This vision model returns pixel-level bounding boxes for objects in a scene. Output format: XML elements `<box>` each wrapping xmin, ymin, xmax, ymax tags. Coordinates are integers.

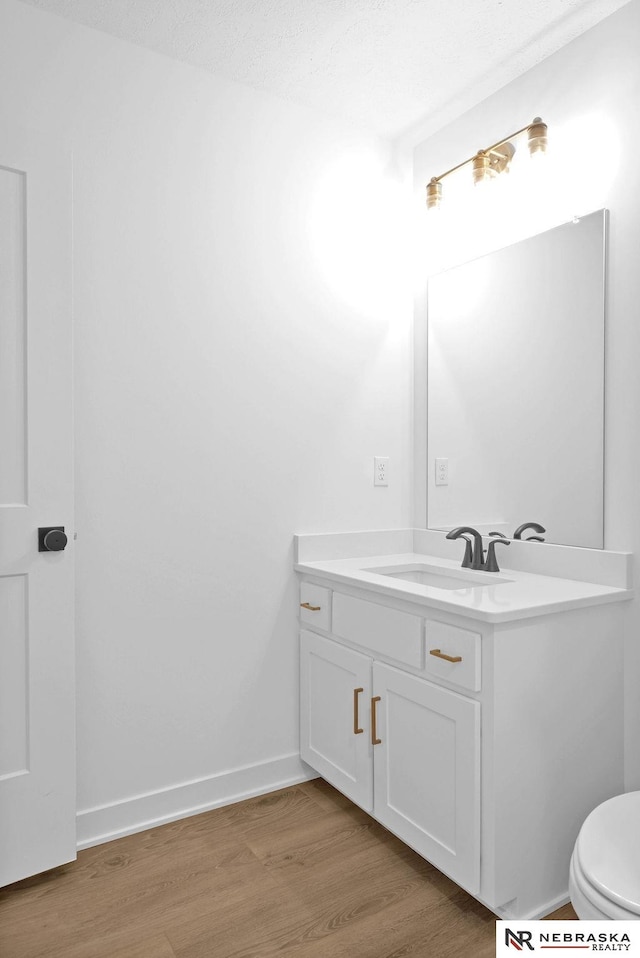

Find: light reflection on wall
<box><xmin>309</xmin><ymin>150</ymin><xmax>411</xmax><ymax>321</ymax></box>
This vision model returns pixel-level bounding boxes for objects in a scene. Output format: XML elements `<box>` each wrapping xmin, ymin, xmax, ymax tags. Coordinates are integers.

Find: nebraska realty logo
<box><xmin>496</xmin><ymin>921</ymin><xmax>639</xmax><ymax>955</ymax></box>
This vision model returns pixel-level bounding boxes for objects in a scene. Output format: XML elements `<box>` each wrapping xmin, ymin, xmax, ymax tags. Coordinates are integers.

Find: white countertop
<box><xmin>295</xmin><ymin>551</ymin><xmax>633</xmax><ymax>624</ymax></box>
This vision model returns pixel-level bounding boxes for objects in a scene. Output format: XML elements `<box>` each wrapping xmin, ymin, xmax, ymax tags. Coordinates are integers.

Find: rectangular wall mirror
<box><xmin>427</xmin><ymin>209</ymin><xmax>606</xmax><ymax>549</ymax></box>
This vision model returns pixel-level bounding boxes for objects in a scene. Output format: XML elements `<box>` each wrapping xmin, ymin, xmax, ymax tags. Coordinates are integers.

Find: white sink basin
<box><xmin>367</xmin><ymin>563</ymin><xmax>512</xmax><ymax>590</ymax></box>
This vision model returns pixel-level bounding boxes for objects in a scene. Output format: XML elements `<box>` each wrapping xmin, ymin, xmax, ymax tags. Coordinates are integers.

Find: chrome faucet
<box><xmin>446</xmin><ymin>526</ymin><xmax>485</xmax><ymax>570</ymax></box>
<box><xmin>446</xmin><ymin>525</ymin><xmax>510</xmax><ymax>573</ymax></box>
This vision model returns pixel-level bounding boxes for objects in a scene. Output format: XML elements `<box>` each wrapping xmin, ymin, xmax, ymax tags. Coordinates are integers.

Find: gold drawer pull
<box><xmin>371</xmin><ymin>696</ymin><xmax>382</xmax><ymax>745</ymax></box>
<box><xmin>430</xmin><ymin>648</ymin><xmax>462</xmax><ymax>663</ymax></box>
<box><xmin>353</xmin><ymin>688</ymin><xmax>364</xmax><ymax>735</ymax></box>
<box><xmin>300</xmin><ymin>602</ymin><xmax>321</xmax><ymax>611</ymax></box>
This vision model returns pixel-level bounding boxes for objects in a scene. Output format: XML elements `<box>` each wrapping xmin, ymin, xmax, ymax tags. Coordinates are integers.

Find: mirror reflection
<box><xmin>427</xmin><ymin>209</ymin><xmax>606</xmax><ymax>549</ymax></box>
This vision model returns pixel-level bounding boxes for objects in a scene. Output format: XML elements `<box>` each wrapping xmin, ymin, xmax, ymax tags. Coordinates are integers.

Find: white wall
<box><xmin>0</xmin><ymin>0</ymin><xmax>412</xmax><ymax>842</ymax></box>
<box><xmin>412</xmin><ymin>0</ymin><xmax>640</xmax><ymax>788</ymax></box>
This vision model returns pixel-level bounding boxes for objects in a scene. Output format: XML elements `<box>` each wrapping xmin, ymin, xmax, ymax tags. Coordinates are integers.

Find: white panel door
<box><xmin>300</xmin><ymin>631</ymin><xmax>373</xmax><ymax>811</ymax></box>
<box><xmin>372</xmin><ymin>663</ymin><xmax>480</xmax><ymax>894</ymax></box>
<box><xmin>0</xmin><ymin>130</ymin><xmax>75</xmax><ymax>886</ymax></box>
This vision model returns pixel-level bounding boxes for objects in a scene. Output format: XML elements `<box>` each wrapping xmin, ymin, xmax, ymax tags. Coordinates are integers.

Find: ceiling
<box><xmin>18</xmin><ymin>0</ymin><xmax>631</xmax><ymax>141</ymax></box>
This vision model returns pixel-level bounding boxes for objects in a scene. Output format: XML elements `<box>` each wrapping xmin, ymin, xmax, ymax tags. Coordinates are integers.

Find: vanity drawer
<box><xmin>299</xmin><ymin>583</ymin><xmax>331</xmax><ymax>631</ymax></box>
<box><xmin>425</xmin><ymin>620</ymin><xmax>481</xmax><ymax>692</ymax></box>
<box><xmin>332</xmin><ymin>593</ymin><xmax>423</xmax><ymax>668</ymax></box>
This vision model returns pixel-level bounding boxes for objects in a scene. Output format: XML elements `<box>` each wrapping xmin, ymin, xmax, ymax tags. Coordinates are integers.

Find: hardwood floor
<box><xmin>0</xmin><ymin>780</ymin><xmax>576</xmax><ymax>958</ymax></box>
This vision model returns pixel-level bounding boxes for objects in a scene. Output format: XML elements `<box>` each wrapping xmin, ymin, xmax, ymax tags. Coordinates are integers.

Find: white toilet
<box><xmin>570</xmin><ymin>792</ymin><xmax>640</xmax><ymax>919</ymax></box>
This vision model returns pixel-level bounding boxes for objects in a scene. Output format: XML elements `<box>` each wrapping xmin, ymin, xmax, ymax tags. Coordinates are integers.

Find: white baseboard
<box><xmin>528</xmin><ymin>893</ymin><xmax>571</xmax><ymax>920</ymax></box>
<box><xmin>76</xmin><ymin>753</ymin><xmax>317</xmax><ymax>851</ymax></box>
<box><xmin>492</xmin><ymin>892</ymin><xmax>572</xmax><ymax>921</ymax></box>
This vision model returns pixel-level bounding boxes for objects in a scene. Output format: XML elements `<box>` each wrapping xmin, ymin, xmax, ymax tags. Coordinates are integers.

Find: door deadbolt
<box><xmin>38</xmin><ymin>527</ymin><xmax>68</xmax><ymax>552</ymax></box>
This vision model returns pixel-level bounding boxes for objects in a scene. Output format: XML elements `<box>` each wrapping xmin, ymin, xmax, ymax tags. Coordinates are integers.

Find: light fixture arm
<box><xmin>480</xmin><ymin>122</ymin><xmax>534</xmax><ymax>161</ymax></box>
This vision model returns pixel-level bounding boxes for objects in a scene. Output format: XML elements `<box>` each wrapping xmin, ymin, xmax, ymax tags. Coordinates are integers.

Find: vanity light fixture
<box><xmin>426</xmin><ymin>117</ymin><xmax>548</xmax><ymax>210</ymax></box>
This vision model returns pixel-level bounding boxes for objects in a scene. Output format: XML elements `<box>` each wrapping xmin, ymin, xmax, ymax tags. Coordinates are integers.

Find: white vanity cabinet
<box><xmin>300</xmin><ymin>612</ymin><xmax>482</xmax><ymax>895</ymax></box>
<box><xmin>298</xmin><ymin>577</ymin><xmax>626</xmax><ymax>919</ymax></box>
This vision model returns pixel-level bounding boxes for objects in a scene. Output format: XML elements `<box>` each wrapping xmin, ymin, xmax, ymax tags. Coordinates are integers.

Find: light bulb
<box><xmin>528</xmin><ymin>117</ymin><xmax>548</xmax><ymax>157</ymax></box>
<box><xmin>472</xmin><ymin>152</ymin><xmax>495</xmax><ymax>186</ymax></box>
<box><xmin>426</xmin><ymin>178</ymin><xmax>442</xmax><ymax>211</ymax></box>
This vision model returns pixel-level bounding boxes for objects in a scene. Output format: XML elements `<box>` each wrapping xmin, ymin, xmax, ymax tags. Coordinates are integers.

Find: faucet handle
<box><xmin>489</xmin><ymin>531</ymin><xmax>508</xmax><ymax>538</ymax></box>
<box><xmin>485</xmin><ymin>537</ymin><xmax>510</xmax><ymax>573</ymax></box>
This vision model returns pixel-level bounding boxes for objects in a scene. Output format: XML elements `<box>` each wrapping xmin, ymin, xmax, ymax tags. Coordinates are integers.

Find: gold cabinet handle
<box><xmin>300</xmin><ymin>602</ymin><xmax>321</xmax><ymax>611</ymax></box>
<box><xmin>429</xmin><ymin>648</ymin><xmax>462</xmax><ymax>663</ymax></box>
<box><xmin>371</xmin><ymin>696</ymin><xmax>382</xmax><ymax>745</ymax></box>
<box><xmin>353</xmin><ymin>688</ymin><xmax>364</xmax><ymax>734</ymax></box>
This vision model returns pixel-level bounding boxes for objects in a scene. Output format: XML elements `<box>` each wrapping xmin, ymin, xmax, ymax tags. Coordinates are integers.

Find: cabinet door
<box><xmin>372</xmin><ymin>662</ymin><xmax>480</xmax><ymax>894</ymax></box>
<box><xmin>300</xmin><ymin>630</ymin><xmax>373</xmax><ymax>811</ymax></box>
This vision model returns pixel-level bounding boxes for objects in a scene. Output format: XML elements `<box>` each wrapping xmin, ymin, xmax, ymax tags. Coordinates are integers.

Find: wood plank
<box><xmin>51</xmin><ymin>933</ymin><xmax>178</xmax><ymax>958</ymax></box>
<box><xmin>167</xmin><ymin>877</ymin><xmax>318</xmax><ymax>958</ymax></box>
<box><xmin>347</xmin><ymin>891</ymin><xmax>497</xmax><ymax>958</ymax></box>
<box><xmin>297</xmin><ymin>776</ymin><xmax>355</xmax><ymax>811</ymax></box>
<box><xmin>108</xmin><ymin>935</ymin><xmax>176</xmax><ymax>958</ymax></box>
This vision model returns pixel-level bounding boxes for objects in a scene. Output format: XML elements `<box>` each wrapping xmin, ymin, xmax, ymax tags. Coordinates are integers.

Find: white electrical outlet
<box><xmin>374</xmin><ymin>457</ymin><xmax>389</xmax><ymax>487</ymax></box>
<box><xmin>435</xmin><ymin>458</ymin><xmax>449</xmax><ymax>486</ymax></box>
